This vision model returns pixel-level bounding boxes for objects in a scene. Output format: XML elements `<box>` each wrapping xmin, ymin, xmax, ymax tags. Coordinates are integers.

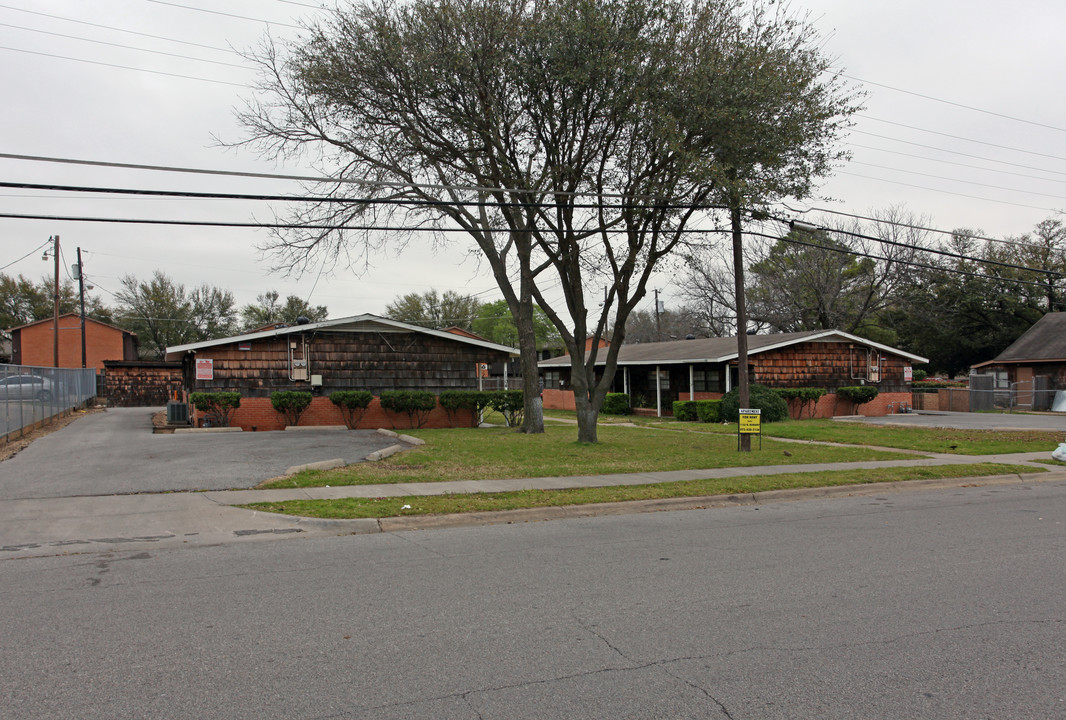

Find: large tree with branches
<box><xmin>238</xmin><ymin>0</ymin><xmax>855</xmax><ymax>442</ymax></box>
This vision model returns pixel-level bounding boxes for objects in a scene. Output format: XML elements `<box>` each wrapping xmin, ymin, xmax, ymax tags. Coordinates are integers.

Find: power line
<box><xmin>846</xmin><ymin>142</ymin><xmax>1066</xmax><ymax>186</ymax></box>
<box><xmin>860</xmin><ymin>115</ymin><xmax>1066</xmax><ymax>163</ymax></box>
<box><xmin>0</xmin><ymin>21</ymin><xmax>252</xmax><ymax>69</ymax></box>
<box><xmin>0</xmin><ymin>3</ymin><xmax>236</xmax><ymax>53</ymax></box>
<box><xmin>836</xmin><ymin>170</ymin><xmax>1058</xmax><ymax>214</ymax></box>
<box><xmin>144</xmin><ymin>0</ymin><xmax>303</xmax><ymax>29</ymax></box>
<box><xmin>844</xmin><ymin>74</ymin><xmax>1066</xmax><ymax>133</ymax></box>
<box><xmin>850</xmin><ymin>130</ymin><xmax>1066</xmax><ymax>177</ymax></box>
<box><xmin>0</xmin><ymin>45</ymin><xmax>247</xmax><ymax>87</ymax></box>
<box><xmin>0</xmin><ymin>238</ymin><xmax>52</xmax><ymax>272</ymax></box>
<box><xmin>849</xmin><ymin>161</ymin><xmax>1066</xmax><ymax>202</ymax></box>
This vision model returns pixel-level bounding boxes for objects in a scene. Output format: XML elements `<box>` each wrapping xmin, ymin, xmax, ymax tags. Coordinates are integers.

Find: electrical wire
<box><xmin>846</xmin><ymin>142</ymin><xmax>1066</xmax><ymax>185</ymax></box>
<box><xmin>0</xmin><ymin>21</ymin><xmax>252</xmax><ymax>69</ymax></box>
<box><xmin>836</xmin><ymin>170</ymin><xmax>1057</xmax><ymax>214</ymax></box>
<box><xmin>0</xmin><ymin>238</ymin><xmax>52</xmax><ymax>272</ymax></box>
<box><xmin>0</xmin><ymin>45</ymin><xmax>247</xmax><ymax>87</ymax></box>
<box><xmin>859</xmin><ymin>115</ymin><xmax>1066</xmax><ymax>163</ymax></box>
<box><xmin>144</xmin><ymin>0</ymin><xmax>302</xmax><ymax>29</ymax></box>
<box><xmin>848</xmin><ymin>161</ymin><xmax>1066</xmax><ymax>202</ymax></box>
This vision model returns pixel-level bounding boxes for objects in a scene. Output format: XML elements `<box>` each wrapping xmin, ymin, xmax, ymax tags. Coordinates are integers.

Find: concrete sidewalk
<box><xmin>3</xmin><ymin>449</ymin><xmax>1063</xmax><ymax>560</ymax></box>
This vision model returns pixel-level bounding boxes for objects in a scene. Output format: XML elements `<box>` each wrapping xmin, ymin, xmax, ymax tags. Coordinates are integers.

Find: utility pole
<box><xmin>75</xmin><ymin>247</ymin><xmax>87</xmax><ymax>368</ymax></box>
<box><xmin>50</xmin><ymin>235</ymin><xmax>60</xmax><ymax>368</ymax></box>
<box><xmin>654</xmin><ymin>289</ymin><xmax>662</xmax><ymax>342</ymax></box>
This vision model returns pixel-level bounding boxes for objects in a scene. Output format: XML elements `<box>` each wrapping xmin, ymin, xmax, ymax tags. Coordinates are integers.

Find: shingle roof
<box><xmin>989</xmin><ymin>312</ymin><xmax>1066</xmax><ymax>363</ymax></box>
<box><xmin>539</xmin><ymin>329</ymin><xmax>927</xmax><ymax>367</ymax></box>
<box><xmin>165</xmin><ymin>314</ymin><xmax>519</xmax><ymax>357</ymax></box>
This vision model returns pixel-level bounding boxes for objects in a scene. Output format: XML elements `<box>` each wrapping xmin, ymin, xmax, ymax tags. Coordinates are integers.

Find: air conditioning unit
<box><xmin>166</xmin><ymin>401</ymin><xmax>190</xmax><ymax>425</ymax></box>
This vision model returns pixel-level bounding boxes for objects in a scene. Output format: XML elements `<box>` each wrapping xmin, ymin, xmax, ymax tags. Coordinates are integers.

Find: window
<box><xmin>692</xmin><ymin>369</ymin><xmax>720</xmax><ymax>392</ymax></box>
<box><xmin>543</xmin><ymin>371</ymin><xmax>562</xmax><ymax>389</ymax></box>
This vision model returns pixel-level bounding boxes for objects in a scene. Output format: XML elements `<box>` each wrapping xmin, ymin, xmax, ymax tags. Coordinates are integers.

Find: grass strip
<box><xmin>600</xmin><ymin>415</ymin><xmax>1064</xmax><ymax>455</ymax></box>
<box><xmin>259</xmin><ymin>424</ymin><xmax>907</xmax><ymax>489</ymax></box>
<box><xmin>242</xmin><ymin>462</ymin><xmax>1036</xmax><ymax>519</ymax></box>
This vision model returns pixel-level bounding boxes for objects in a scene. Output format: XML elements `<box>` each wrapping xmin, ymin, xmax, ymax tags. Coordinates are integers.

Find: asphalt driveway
<box><xmin>0</xmin><ymin>407</ymin><xmax>400</xmax><ymax>500</ymax></box>
<box><xmin>845</xmin><ymin>410</ymin><xmax>1066</xmax><ymax>431</ymax></box>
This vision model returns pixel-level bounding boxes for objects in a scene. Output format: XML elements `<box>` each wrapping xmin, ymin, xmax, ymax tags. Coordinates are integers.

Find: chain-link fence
<box><xmin>0</xmin><ymin>364</ymin><xmax>98</xmax><ymax>440</ymax></box>
<box><xmin>912</xmin><ymin>375</ymin><xmax>1062</xmax><ymax>413</ymax></box>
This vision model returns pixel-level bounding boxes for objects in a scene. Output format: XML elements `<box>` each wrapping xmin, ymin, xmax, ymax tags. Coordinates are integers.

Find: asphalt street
<box><xmin>851</xmin><ymin>409</ymin><xmax>1066</xmax><ymax>431</ymax></box>
<box><xmin>0</xmin><ymin>407</ymin><xmax>399</xmax><ymax>499</ymax></box>
<box><xmin>1</xmin><ymin>478</ymin><xmax>1063</xmax><ymax>719</ymax></box>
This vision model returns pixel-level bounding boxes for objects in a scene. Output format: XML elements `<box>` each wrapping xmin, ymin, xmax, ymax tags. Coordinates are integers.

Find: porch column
<box><xmin>624</xmin><ymin>367</ymin><xmax>630</xmax><ymax>395</ymax></box>
<box><xmin>504</xmin><ymin>361</ymin><xmax>509</xmax><ymax>390</ymax></box>
<box><xmin>689</xmin><ymin>364</ymin><xmax>695</xmax><ymax>401</ymax></box>
<box><xmin>655</xmin><ymin>364</ymin><xmax>662</xmax><ymax>417</ymax></box>
<box><xmin>725</xmin><ymin>364</ymin><xmax>732</xmax><ymax>393</ymax></box>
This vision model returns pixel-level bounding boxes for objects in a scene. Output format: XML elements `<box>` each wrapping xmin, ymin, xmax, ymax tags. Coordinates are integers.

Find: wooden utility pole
<box><xmin>729</xmin><ymin>207</ymin><xmax>751</xmax><ymax>452</ymax></box>
<box><xmin>77</xmin><ymin>247</ymin><xmax>87</xmax><ymax>368</ymax></box>
<box><xmin>51</xmin><ymin>235</ymin><xmax>60</xmax><ymax>368</ymax></box>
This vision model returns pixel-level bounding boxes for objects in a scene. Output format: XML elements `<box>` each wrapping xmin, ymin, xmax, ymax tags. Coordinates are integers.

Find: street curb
<box><xmin>243</xmin><ymin>470</ymin><xmax>1063</xmax><ymax>535</ymax></box>
<box><xmin>284</xmin><ymin>458</ymin><xmax>346</xmax><ymax>475</ymax></box>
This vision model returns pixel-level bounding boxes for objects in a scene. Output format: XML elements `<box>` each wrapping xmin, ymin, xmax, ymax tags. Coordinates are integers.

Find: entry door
<box><xmin>1016</xmin><ymin>366</ymin><xmax>1034</xmax><ymax>407</ymax></box>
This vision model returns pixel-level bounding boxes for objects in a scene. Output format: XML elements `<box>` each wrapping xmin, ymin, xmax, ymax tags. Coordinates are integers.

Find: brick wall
<box><xmin>206</xmin><ymin>396</ymin><xmax>475</xmax><ymax>431</ymax></box>
<box><xmin>14</xmin><ymin>315</ymin><xmax>134</xmax><ymax>370</ymax></box>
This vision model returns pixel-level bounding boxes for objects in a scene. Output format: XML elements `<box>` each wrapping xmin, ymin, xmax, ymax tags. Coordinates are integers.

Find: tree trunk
<box><xmin>572</xmin><ymin>375</ymin><xmax>599</xmax><ymax>444</ymax></box>
<box><xmin>731</xmin><ymin>204</ymin><xmax>751</xmax><ymax>452</ymax></box>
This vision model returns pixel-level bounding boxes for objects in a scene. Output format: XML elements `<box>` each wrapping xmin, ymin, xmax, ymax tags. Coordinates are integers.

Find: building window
<box><xmin>543</xmin><ymin>371</ymin><xmax>562</xmax><ymax>389</ymax></box>
<box><xmin>692</xmin><ymin>369</ymin><xmax>720</xmax><ymax>392</ymax></box>
<box><xmin>653</xmin><ymin>369</ymin><xmax>669</xmax><ymax>390</ymax></box>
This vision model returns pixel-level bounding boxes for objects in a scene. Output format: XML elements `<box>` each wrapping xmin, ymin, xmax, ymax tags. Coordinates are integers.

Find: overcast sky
<box><xmin>2</xmin><ymin>0</ymin><xmax>1064</xmax><ymax>324</ymax></box>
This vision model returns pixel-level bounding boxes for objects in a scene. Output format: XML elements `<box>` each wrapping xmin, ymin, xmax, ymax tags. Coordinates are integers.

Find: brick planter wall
<box><xmin>201</xmin><ymin>396</ymin><xmax>475</xmax><ymax>431</ymax></box>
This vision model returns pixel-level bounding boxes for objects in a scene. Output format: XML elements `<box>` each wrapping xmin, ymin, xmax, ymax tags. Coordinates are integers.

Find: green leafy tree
<box><xmin>238</xmin><ymin>0</ymin><xmax>856</xmax><ymax>443</ymax></box>
<box><xmin>114</xmin><ymin>271</ymin><xmax>237</xmax><ymax>359</ymax></box>
<box><xmin>472</xmin><ymin>300</ymin><xmax>559</xmax><ymax>349</ymax></box>
<box><xmin>240</xmin><ymin>290</ymin><xmax>328</xmax><ymax>331</ymax></box>
<box><xmin>384</xmin><ymin>289</ymin><xmax>482</xmax><ymax>331</ymax></box>
<box><xmin>0</xmin><ymin>273</ymin><xmax>111</xmax><ymax>331</ymax></box>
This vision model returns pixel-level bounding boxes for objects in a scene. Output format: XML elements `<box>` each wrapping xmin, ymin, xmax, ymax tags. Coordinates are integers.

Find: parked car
<box><xmin>0</xmin><ymin>375</ymin><xmax>54</xmax><ymax>402</ymax></box>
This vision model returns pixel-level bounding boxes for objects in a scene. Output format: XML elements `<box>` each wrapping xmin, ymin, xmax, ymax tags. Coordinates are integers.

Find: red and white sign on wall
<box><xmin>195</xmin><ymin>358</ymin><xmax>214</xmax><ymax>380</ymax></box>
<box><xmin>904</xmin><ymin>366</ymin><xmax>913</xmax><ymax>382</ymax></box>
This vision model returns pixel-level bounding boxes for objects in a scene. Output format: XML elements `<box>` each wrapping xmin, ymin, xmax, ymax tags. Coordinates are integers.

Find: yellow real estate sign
<box><xmin>738</xmin><ymin>408</ymin><xmax>761</xmax><ymax>434</ymax></box>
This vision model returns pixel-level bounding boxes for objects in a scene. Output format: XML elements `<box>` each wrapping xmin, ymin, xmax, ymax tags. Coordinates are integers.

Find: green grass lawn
<box><xmin>259</xmin><ymin>423</ymin><xmax>909</xmax><ymax>489</ymax></box>
<box><xmin>586</xmin><ymin>413</ymin><xmax>1063</xmax><ymax>455</ymax></box>
<box><xmin>244</xmin><ymin>463</ymin><xmax>1037</xmax><ymax>519</ymax></box>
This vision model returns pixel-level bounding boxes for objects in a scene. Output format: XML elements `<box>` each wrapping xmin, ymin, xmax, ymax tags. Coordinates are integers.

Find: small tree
<box><xmin>836</xmin><ymin>386</ymin><xmax>879</xmax><ymax>415</ymax></box>
<box><xmin>487</xmin><ymin>390</ymin><xmax>525</xmax><ymax>428</ymax></box>
<box><xmin>719</xmin><ymin>384</ymin><xmax>789</xmax><ymax>424</ymax></box>
<box><xmin>329</xmin><ymin>390</ymin><xmax>373</xmax><ymax>429</ymax></box>
<box><xmin>189</xmin><ymin>391</ymin><xmax>241</xmax><ymax>427</ymax></box>
<box><xmin>271</xmin><ymin>390</ymin><xmax>313</xmax><ymax>426</ymax></box>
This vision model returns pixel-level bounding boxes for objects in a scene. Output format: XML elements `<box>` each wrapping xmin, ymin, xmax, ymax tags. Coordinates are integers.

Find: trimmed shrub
<box><xmin>271</xmin><ymin>390</ymin><xmax>313</xmax><ymax>426</ymax></box>
<box><xmin>602</xmin><ymin>393</ymin><xmax>632</xmax><ymax>416</ymax></box>
<box><xmin>773</xmin><ymin>387</ymin><xmax>827</xmax><ymax>419</ymax></box>
<box><xmin>912</xmin><ymin>368</ymin><xmax>927</xmax><ymax>382</ymax></box>
<box><xmin>487</xmin><ymin>389</ymin><xmax>524</xmax><ymax>427</ymax></box>
<box><xmin>836</xmin><ymin>385</ymin><xmax>879</xmax><ymax>413</ymax></box>
<box><xmin>718</xmin><ymin>384</ymin><xmax>789</xmax><ymax>423</ymax></box>
<box><xmin>696</xmin><ymin>399</ymin><xmax>722</xmax><ymax>423</ymax></box>
<box><xmin>379</xmin><ymin>390</ymin><xmax>437</xmax><ymax>429</ymax></box>
<box><xmin>439</xmin><ymin>390</ymin><xmax>494</xmax><ymax>427</ymax></box>
<box><xmin>329</xmin><ymin>390</ymin><xmax>373</xmax><ymax>429</ymax></box>
<box><xmin>672</xmin><ymin>400</ymin><xmax>699</xmax><ymax>422</ymax></box>
<box><xmin>189</xmin><ymin>391</ymin><xmax>240</xmax><ymax>427</ymax></box>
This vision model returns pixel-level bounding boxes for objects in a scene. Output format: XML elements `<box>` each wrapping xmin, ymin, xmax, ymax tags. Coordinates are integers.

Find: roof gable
<box><xmin>990</xmin><ymin>312</ymin><xmax>1066</xmax><ymax>362</ymax></box>
<box><xmin>7</xmin><ymin>312</ymin><xmax>135</xmax><ymax>337</ymax></box>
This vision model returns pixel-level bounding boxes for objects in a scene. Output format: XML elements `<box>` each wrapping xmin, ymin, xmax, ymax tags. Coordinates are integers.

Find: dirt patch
<box><xmin>151</xmin><ymin>410</ymin><xmax>176</xmax><ymax>433</ymax></box>
<box><xmin>0</xmin><ymin>405</ymin><xmax>107</xmax><ymax>462</ymax></box>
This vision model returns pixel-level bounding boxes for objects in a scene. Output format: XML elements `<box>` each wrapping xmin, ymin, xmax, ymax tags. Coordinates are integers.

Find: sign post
<box><xmin>738</xmin><ymin>408</ymin><xmax>762</xmax><ymax>451</ymax></box>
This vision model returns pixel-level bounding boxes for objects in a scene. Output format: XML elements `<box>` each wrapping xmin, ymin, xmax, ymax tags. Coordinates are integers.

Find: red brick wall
<box><xmin>14</xmin><ymin>315</ymin><xmax>131</xmax><ymax>370</ymax></box>
<box><xmin>206</xmin><ymin>396</ymin><xmax>475</xmax><ymax>431</ymax></box>
<box><xmin>542</xmin><ymin>388</ymin><xmax>576</xmax><ymax>411</ymax></box>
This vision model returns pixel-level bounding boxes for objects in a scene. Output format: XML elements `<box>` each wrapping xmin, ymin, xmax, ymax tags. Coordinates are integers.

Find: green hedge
<box><xmin>696</xmin><ymin>399</ymin><xmax>722</xmax><ymax>423</ymax></box>
<box><xmin>271</xmin><ymin>390</ymin><xmax>313</xmax><ymax>426</ymax></box>
<box><xmin>379</xmin><ymin>390</ymin><xmax>437</xmax><ymax>429</ymax></box>
<box><xmin>602</xmin><ymin>393</ymin><xmax>631</xmax><ymax>416</ymax></box>
<box><xmin>329</xmin><ymin>390</ymin><xmax>373</xmax><ymax>429</ymax></box>
<box><xmin>719</xmin><ymin>384</ymin><xmax>789</xmax><ymax>423</ymax></box>
<box><xmin>487</xmin><ymin>389</ymin><xmax>524</xmax><ymax>427</ymax></box>
<box><xmin>672</xmin><ymin>400</ymin><xmax>698</xmax><ymax>422</ymax></box>
<box><xmin>439</xmin><ymin>390</ymin><xmax>492</xmax><ymax>427</ymax></box>
<box><xmin>189</xmin><ymin>391</ymin><xmax>240</xmax><ymax>427</ymax></box>
<box><xmin>773</xmin><ymin>387</ymin><xmax>827</xmax><ymax>419</ymax></box>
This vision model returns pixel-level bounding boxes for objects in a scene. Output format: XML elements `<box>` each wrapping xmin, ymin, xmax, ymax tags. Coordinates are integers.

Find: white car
<box><xmin>0</xmin><ymin>375</ymin><xmax>54</xmax><ymax>402</ymax></box>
